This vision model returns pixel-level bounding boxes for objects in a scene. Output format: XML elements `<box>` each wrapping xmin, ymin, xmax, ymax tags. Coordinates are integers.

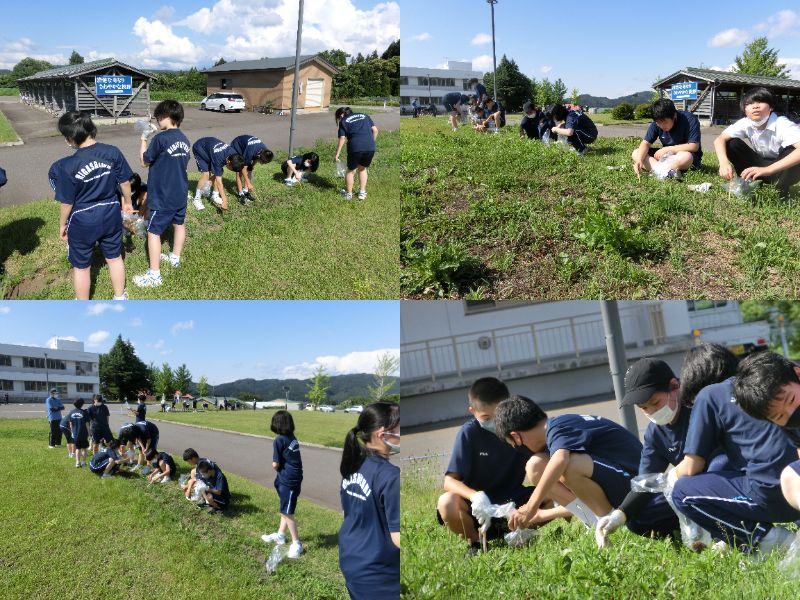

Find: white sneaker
<box><xmin>210</xmin><ymin>194</ymin><xmax>223</xmax><ymax>207</ymax></box>
<box><xmin>357</xmin><ymin>190</ymin><xmax>367</xmax><ymax>200</ymax></box>
<box><xmin>261</xmin><ymin>532</ymin><xmax>286</xmax><ymax>544</ymax></box>
<box><xmin>159</xmin><ymin>253</ymin><xmax>181</xmax><ymax>268</ymax></box>
<box><xmin>340</xmin><ymin>190</ymin><xmax>353</xmax><ymax>200</ymax></box>
<box><xmin>287</xmin><ymin>541</ymin><xmax>303</xmax><ymax>558</ymax></box>
<box><xmin>284</xmin><ymin>178</ymin><xmax>296</xmax><ymax>187</ymax></box>
<box><xmin>161</xmin><ymin>476</ymin><xmax>171</xmax><ymax>483</ymax></box>
<box><xmin>133</xmin><ymin>270</ymin><xmax>163</xmax><ymax>288</ymax></box>
<box><xmin>75</xmin><ymin>462</ymin><xmax>81</xmax><ymax>468</ymax></box>
<box><xmin>192</xmin><ymin>197</ymin><xmax>205</xmax><ymax>210</ymax></box>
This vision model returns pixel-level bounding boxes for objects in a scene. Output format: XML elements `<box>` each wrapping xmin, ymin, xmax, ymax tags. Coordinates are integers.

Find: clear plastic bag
<box><xmin>133</xmin><ymin>118</ymin><xmax>152</xmax><ymax>135</ymax></box>
<box><xmin>178</xmin><ymin>474</ymin><xmax>190</xmax><ymax>486</ymax></box>
<box><xmin>725</xmin><ymin>176</ymin><xmax>761</xmax><ymax>198</ymax></box>
<box><xmin>562</xmin><ymin>499</ymin><xmax>598</xmax><ymax>527</ymax></box>
<box><xmin>265</xmin><ymin>543</ymin><xmax>290</xmax><ymax>574</ymax></box>
<box><xmin>504</xmin><ymin>528</ymin><xmax>538</xmax><ymax>547</ymax></box>
<box><xmin>335</xmin><ymin>159</ymin><xmax>347</xmax><ymax>178</ymax></box>
<box><xmin>631</xmin><ymin>472</ymin><xmax>669</xmax><ymax>493</ymax></box>
<box><xmin>687</xmin><ymin>182</ymin><xmax>713</xmax><ymax>193</ymax></box>
<box><xmin>779</xmin><ymin>531</ymin><xmax>800</xmax><ymax>577</ymax></box>
<box><xmin>190</xmin><ymin>479</ymin><xmax>208</xmax><ymax>503</ymax></box>
<box><xmin>541</xmin><ymin>129</ymin><xmax>552</xmax><ymax>144</ymax></box>
<box><xmin>650</xmin><ymin>153</ymin><xmax>674</xmax><ymax>180</ymax></box>
<box><xmin>122</xmin><ymin>211</ymin><xmax>147</xmax><ymax>237</ymax></box>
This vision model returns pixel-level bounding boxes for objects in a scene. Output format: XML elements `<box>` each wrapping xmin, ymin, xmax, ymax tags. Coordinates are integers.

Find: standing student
<box><xmin>338</xmin><ymin>402</ymin><xmax>399</xmax><ymax>600</ymax></box>
<box><xmin>632</xmin><ymin>98</ymin><xmax>702</xmax><ymax>178</ymax></box>
<box><xmin>89</xmin><ymin>439</ymin><xmax>123</xmax><ymax>478</ymax></box>
<box><xmin>334</xmin><ymin>107</ymin><xmax>379</xmax><ymax>200</ymax></box>
<box><xmin>130</xmin><ymin>394</ymin><xmax>147</xmax><ymax>422</ymax></box>
<box><xmin>190</xmin><ymin>137</ymin><xmax>245</xmax><ymax>210</ymax></box>
<box><xmin>45</xmin><ymin>388</ymin><xmax>65</xmax><ymax>448</ymax></box>
<box><xmin>261</xmin><ymin>410</ymin><xmax>304</xmax><ymax>558</ymax></box>
<box><xmin>549</xmin><ymin>103</ymin><xmax>598</xmax><ymax>155</ymax></box>
<box><xmin>713</xmin><ymin>87</ymin><xmax>800</xmax><ymax>199</ymax></box>
<box><xmin>133</xmin><ymin>100</ymin><xmax>191</xmax><ymax>289</ymax></box>
<box><xmin>411</xmin><ymin>98</ymin><xmax>419</xmax><ymax>117</ymax></box>
<box><xmin>197</xmin><ymin>459</ymin><xmax>230</xmax><ymax>514</ymax></box>
<box><xmin>55</xmin><ymin>111</ymin><xmax>133</xmax><ymax>300</ymax></box>
<box><xmin>442</xmin><ymin>92</ymin><xmax>469</xmax><ymax>132</ymax></box>
<box><xmin>59</xmin><ymin>412</ymin><xmax>75</xmax><ymax>458</ymax></box>
<box><xmin>229</xmin><ymin>134</ymin><xmax>274</xmax><ymax>202</ymax></box>
<box><xmin>87</xmin><ymin>394</ymin><xmax>113</xmax><ymax>455</ymax></box>
<box><xmin>68</xmin><ymin>398</ymin><xmax>90</xmax><ymax>468</ymax></box>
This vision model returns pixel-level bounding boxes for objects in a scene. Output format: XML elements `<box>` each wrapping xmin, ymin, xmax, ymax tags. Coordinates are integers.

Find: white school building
<box><xmin>400</xmin><ymin>301</ymin><xmax>769</xmax><ymax>427</ymax></box>
<box><xmin>400</xmin><ymin>61</ymin><xmax>483</xmax><ymax>112</ymax></box>
<box><xmin>0</xmin><ymin>339</ymin><xmax>100</xmax><ymax>402</ymax></box>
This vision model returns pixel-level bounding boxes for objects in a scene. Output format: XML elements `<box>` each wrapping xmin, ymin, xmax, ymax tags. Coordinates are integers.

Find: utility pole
<box><xmin>600</xmin><ymin>302</ymin><xmax>638</xmax><ymax>436</ymax></box>
<box><xmin>287</xmin><ymin>0</ymin><xmax>305</xmax><ymax>158</ymax></box>
<box><xmin>487</xmin><ymin>0</ymin><xmax>499</xmax><ymax>101</ymax></box>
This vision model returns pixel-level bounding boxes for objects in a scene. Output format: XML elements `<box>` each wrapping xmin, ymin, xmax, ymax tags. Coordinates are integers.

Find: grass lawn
<box><xmin>151</xmin><ymin>90</ymin><xmax>206</xmax><ymax>102</ymax></box>
<box><xmin>3</xmin><ymin>419</ymin><xmax>348</xmax><ymax>599</ymax></box>
<box><xmin>401</xmin><ymin>118</ymin><xmax>800</xmax><ymax>299</ymax></box>
<box><xmin>146</xmin><ymin>408</ymin><xmax>358</xmax><ymax>448</ymax></box>
<box><xmin>590</xmin><ymin>112</ymin><xmax>653</xmax><ymax>126</ymax></box>
<box><xmin>401</xmin><ymin>459</ymin><xmax>800</xmax><ymax>599</ymax></box>
<box><xmin>0</xmin><ymin>132</ymin><xmax>399</xmax><ymax>299</ymax></box>
<box><xmin>0</xmin><ymin>107</ymin><xmax>20</xmax><ymax>143</ymax></box>
<box><xmin>0</xmin><ymin>87</ymin><xmax>18</xmax><ymax>96</ymax></box>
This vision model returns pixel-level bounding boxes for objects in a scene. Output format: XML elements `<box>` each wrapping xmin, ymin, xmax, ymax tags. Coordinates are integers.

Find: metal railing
<box><xmin>401</xmin><ymin>304</ymin><xmax>666</xmax><ymax>382</ymax></box>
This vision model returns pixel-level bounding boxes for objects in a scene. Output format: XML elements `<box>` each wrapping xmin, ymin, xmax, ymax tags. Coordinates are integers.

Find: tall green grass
<box><xmin>0</xmin><ymin>107</ymin><xmax>20</xmax><ymax>142</ymax></box>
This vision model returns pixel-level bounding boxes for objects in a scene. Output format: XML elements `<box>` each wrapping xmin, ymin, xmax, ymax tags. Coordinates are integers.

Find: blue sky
<box><xmin>0</xmin><ymin>0</ymin><xmax>399</xmax><ymax>70</ymax></box>
<box><xmin>402</xmin><ymin>2</ymin><xmax>800</xmax><ymax>98</ymax></box>
<box><xmin>0</xmin><ymin>301</ymin><xmax>399</xmax><ymax>384</ymax></box>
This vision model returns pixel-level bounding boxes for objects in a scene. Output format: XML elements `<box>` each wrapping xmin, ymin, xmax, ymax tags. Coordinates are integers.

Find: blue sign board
<box><xmin>671</xmin><ymin>81</ymin><xmax>698</xmax><ymax>101</ymax></box>
<box><xmin>95</xmin><ymin>76</ymin><xmax>132</xmax><ymax>96</ymax></box>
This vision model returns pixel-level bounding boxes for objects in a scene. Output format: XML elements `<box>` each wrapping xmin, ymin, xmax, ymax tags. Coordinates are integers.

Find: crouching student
<box><xmin>148</xmin><ymin>451</ymin><xmax>178</xmax><ymax>483</ymax></box>
<box><xmin>55</xmin><ymin>111</ymin><xmax>134</xmax><ymax>300</ymax></box>
<box><xmin>632</xmin><ymin>98</ymin><xmax>701</xmax><ymax>179</ymax></box>
<box><xmin>442</xmin><ymin>92</ymin><xmax>469</xmax><ymax>131</ymax></box>
<box><xmin>714</xmin><ymin>87</ymin><xmax>800</xmax><ymax>199</ymax></box>
<box><xmin>519</xmin><ymin>101</ymin><xmax>544</xmax><ymax>140</ymax></box>
<box><xmin>549</xmin><ymin>103</ymin><xmax>597</xmax><ymax>154</ymax></box>
<box><xmin>190</xmin><ymin>137</ymin><xmax>245</xmax><ymax>210</ymax></box>
<box><xmin>733</xmin><ymin>352</ymin><xmax>800</xmax><ymax>520</ymax></box>
<box><xmin>338</xmin><ymin>402</ymin><xmax>400</xmax><ymax>600</ymax></box>
<box><xmin>436</xmin><ymin>378</ymin><xmax>547</xmax><ymax>557</ymax></box>
<box><xmin>494</xmin><ymin>395</ymin><xmax>647</xmax><ymax>534</ymax></box>
<box><xmin>89</xmin><ymin>439</ymin><xmax>123</xmax><ymax>478</ymax></box>
<box><xmin>480</xmin><ymin>97</ymin><xmax>506</xmax><ymax>130</ymax></box>
<box><xmin>281</xmin><ymin>152</ymin><xmax>319</xmax><ymax>187</ymax></box>
<box><xmin>230</xmin><ymin>134</ymin><xmax>274</xmax><ymax>202</ymax></box>
<box><xmin>181</xmin><ymin>448</ymin><xmax>221</xmax><ymax>501</ymax></box>
<box><xmin>197</xmin><ymin>459</ymin><xmax>230</xmax><ymax>514</ymax></box>
<box><xmin>133</xmin><ymin>100</ymin><xmax>191</xmax><ymax>288</ymax></box>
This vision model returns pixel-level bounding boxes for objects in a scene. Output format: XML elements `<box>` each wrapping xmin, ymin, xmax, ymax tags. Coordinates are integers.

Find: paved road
<box><xmin>0</xmin><ymin>403</ymin><xmax>349</xmax><ymax>511</ymax></box>
<box><xmin>0</xmin><ymin>97</ymin><xmax>399</xmax><ymax>208</ymax></box>
<box><xmin>595</xmin><ymin>123</ymin><xmax>724</xmax><ymax>159</ymax></box>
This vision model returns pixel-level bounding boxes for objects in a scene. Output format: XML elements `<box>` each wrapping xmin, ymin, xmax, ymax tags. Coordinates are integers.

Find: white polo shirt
<box><xmin>723</xmin><ymin>112</ymin><xmax>800</xmax><ymax>159</ymax></box>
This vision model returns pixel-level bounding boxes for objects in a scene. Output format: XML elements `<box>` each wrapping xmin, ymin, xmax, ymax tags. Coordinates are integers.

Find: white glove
<box><xmin>140</xmin><ymin>123</ymin><xmax>158</xmax><ymax>141</ymax></box>
<box><xmin>470</xmin><ymin>491</ymin><xmax>492</xmax><ymax>532</ymax></box>
<box><xmin>595</xmin><ymin>509</ymin><xmax>627</xmax><ymax>548</ymax></box>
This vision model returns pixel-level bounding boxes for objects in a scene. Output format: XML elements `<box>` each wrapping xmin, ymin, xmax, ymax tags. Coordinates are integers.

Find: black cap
<box><xmin>622</xmin><ymin>358</ymin><xmax>676</xmax><ymax>406</ymax></box>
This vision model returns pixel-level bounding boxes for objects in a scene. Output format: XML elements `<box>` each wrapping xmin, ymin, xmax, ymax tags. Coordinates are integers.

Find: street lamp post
<box><xmin>44</xmin><ymin>352</ymin><xmax>50</xmax><ymax>394</ymax></box>
<box><xmin>287</xmin><ymin>0</ymin><xmax>305</xmax><ymax>158</ymax></box>
<box><xmin>487</xmin><ymin>0</ymin><xmax>498</xmax><ymax>102</ymax></box>
<box><xmin>283</xmin><ymin>385</ymin><xmax>290</xmax><ymax>410</ymax></box>
<box><xmin>427</xmin><ymin>74</ymin><xmax>432</xmax><ymax>106</ymax></box>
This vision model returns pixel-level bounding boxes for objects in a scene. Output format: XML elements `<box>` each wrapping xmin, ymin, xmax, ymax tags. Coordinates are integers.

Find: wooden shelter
<box><xmin>18</xmin><ymin>57</ymin><xmax>155</xmax><ymax>119</ymax></box>
<box><xmin>654</xmin><ymin>67</ymin><xmax>800</xmax><ymax>125</ymax></box>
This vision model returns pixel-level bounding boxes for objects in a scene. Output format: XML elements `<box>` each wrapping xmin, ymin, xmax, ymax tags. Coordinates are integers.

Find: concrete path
<box><xmin>0</xmin><ymin>403</ymin><xmax>352</xmax><ymax>511</ymax></box>
<box><xmin>594</xmin><ymin>123</ymin><xmax>724</xmax><ymax>158</ymax></box>
<box><xmin>0</xmin><ymin>97</ymin><xmax>399</xmax><ymax>208</ymax></box>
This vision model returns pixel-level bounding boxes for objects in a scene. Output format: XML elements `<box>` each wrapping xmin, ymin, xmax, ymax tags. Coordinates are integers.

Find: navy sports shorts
<box><xmin>210</xmin><ymin>492</ymin><xmax>229</xmax><ymax>508</ymax></box>
<box><xmin>790</xmin><ymin>459</ymin><xmax>800</xmax><ymax>477</ymax></box>
<box><xmin>147</xmin><ymin>206</ymin><xmax>186</xmax><ymax>236</ymax></box>
<box><xmin>194</xmin><ymin>153</ymin><xmax>212</xmax><ymax>174</ymax></box>
<box><xmin>91</xmin><ymin>426</ymin><xmax>113</xmax><ymax>444</ymax></box>
<box><xmin>275</xmin><ymin>481</ymin><xmax>301</xmax><ymax>515</ymax></box>
<box><xmin>74</xmin><ymin>434</ymin><xmax>90</xmax><ymax>450</ymax></box>
<box><xmin>66</xmin><ymin>201</ymin><xmax>123</xmax><ymax>269</ymax></box>
<box><xmin>90</xmin><ymin>459</ymin><xmax>119</xmax><ymax>476</ymax></box>
<box><xmin>60</xmin><ymin>427</ymin><xmax>74</xmax><ymax>444</ymax></box>
<box><xmin>347</xmin><ymin>151</ymin><xmax>374</xmax><ymax>170</ymax></box>
<box><xmin>589</xmin><ymin>456</ymin><xmax>634</xmax><ymax>508</ymax></box>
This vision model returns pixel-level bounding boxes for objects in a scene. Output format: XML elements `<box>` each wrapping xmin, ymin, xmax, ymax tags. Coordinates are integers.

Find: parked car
<box><xmin>319</xmin><ymin>405</ymin><xmax>335</xmax><ymax>413</ymax></box>
<box><xmin>344</xmin><ymin>405</ymin><xmax>363</xmax><ymax>413</ymax></box>
<box><xmin>200</xmin><ymin>92</ymin><xmax>246</xmax><ymax>113</ymax></box>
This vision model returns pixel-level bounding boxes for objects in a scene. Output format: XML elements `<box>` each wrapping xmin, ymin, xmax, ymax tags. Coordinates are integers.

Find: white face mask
<box><xmin>646</xmin><ymin>393</ymin><xmax>678</xmax><ymax>426</ymax></box>
<box><xmin>749</xmin><ymin>114</ymin><xmax>770</xmax><ymax>127</ymax></box>
<box><xmin>382</xmin><ymin>432</ymin><xmax>400</xmax><ymax>455</ymax></box>
<box><xmin>478</xmin><ymin>419</ymin><xmax>497</xmax><ymax>434</ymax></box>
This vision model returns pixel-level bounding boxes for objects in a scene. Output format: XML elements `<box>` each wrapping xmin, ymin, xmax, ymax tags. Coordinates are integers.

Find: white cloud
<box><xmin>86</xmin><ymin>331</ymin><xmax>110</xmax><ymax>347</ymax></box>
<box><xmin>755</xmin><ymin>10</ymin><xmax>800</xmax><ymax>38</ymax></box>
<box><xmin>540</xmin><ymin>65</ymin><xmax>553</xmax><ymax>74</ymax></box>
<box><xmin>779</xmin><ymin>57</ymin><xmax>800</xmax><ymax>79</ymax></box>
<box><xmin>148</xmin><ymin>339</ymin><xmax>166</xmax><ymax>350</ymax></box>
<box><xmin>471</xmin><ymin>33</ymin><xmax>492</xmax><ymax>45</ymax></box>
<box><xmin>0</xmin><ymin>37</ymin><xmax>66</xmax><ymax>70</ymax></box>
<box><xmin>709</xmin><ymin>63</ymin><xmax>736</xmax><ymax>72</ymax></box>
<box><xmin>282</xmin><ymin>348</ymin><xmax>400</xmax><ymax>379</ymax></box>
<box><xmin>154</xmin><ymin>5</ymin><xmax>176</xmax><ymax>21</ymax></box>
<box><xmin>0</xmin><ymin>306</ymin><xmax>10</xmax><ymax>314</ymax></box>
<box><xmin>472</xmin><ymin>54</ymin><xmax>493</xmax><ymax>71</ymax></box>
<box><xmin>85</xmin><ymin>303</ymin><xmax>125</xmax><ymax>316</ymax></box>
<box><xmin>410</xmin><ymin>32</ymin><xmax>431</xmax><ymax>42</ymax></box>
<box><xmin>132</xmin><ymin>17</ymin><xmax>203</xmax><ymax>69</ymax></box>
<box><xmin>46</xmin><ymin>336</ymin><xmax>80</xmax><ymax>349</ymax></box>
<box><xmin>130</xmin><ymin>318</ymin><xmax>143</xmax><ymax>327</ymax></box>
<box><xmin>170</xmin><ymin>320</ymin><xmax>194</xmax><ymax>336</ymax></box>
<box><xmin>707</xmin><ymin>28</ymin><xmax>749</xmax><ymax>48</ymax></box>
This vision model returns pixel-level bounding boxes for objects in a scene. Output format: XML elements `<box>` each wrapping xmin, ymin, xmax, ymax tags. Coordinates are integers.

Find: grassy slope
<box><xmin>400</xmin><ymin>460</ymin><xmax>800</xmax><ymax>599</ymax></box>
<box><xmin>3</xmin><ymin>419</ymin><xmax>347</xmax><ymax>599</ymax></box>
<box><xmin>0</xmin><ymin>107</ymin><xmax>20</xmax><ymax>142</ymax></box>
<box><xmin>147</xmin><ymin>408</ymin><xmax>358</xmax><ymax>448</ymax></box>
<box><xmin>0</xmin><ymin>132</ymin><xmax>399</xmax><ymax>299</ymax></box>
<box><xmin>401</xmin><ymin>118</ymin><xmax>800</xmax><ymax>299</ymax></box>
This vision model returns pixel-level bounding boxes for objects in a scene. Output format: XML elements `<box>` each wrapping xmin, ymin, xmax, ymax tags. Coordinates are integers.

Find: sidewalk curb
<box><xmin>0</xmin><ymin>139</ymin><xmax>23</xmax><ymax>146</ymax></box>
<box><xmin>147</xmin><ymin>417</ymin><xmax>343</xmax><ymax>452</ymax></box>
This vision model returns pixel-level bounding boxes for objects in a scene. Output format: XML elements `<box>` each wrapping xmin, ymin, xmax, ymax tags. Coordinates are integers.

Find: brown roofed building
<box><xmin>202</xmin><ymin>54</ymin><xmax>339</xmax><ymax>112</ymax></box>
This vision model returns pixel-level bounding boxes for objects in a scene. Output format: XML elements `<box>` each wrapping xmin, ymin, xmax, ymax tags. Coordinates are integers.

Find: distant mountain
<box><xmin>577</xmin><ymin>91</ymin><xmax>652</xmax><ymax>109</ymax></box>
<box><xmin>193</xmin><ymin>373</ymin><xmax>398</xmax><ymax>404</ymax></box>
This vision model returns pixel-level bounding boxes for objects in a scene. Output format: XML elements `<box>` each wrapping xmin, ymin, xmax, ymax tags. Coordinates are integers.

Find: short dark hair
<box><xmin>58</xmin><ymin>111</ymin><xmax>97</xmax><ymax>145</ymax></box>
<box><xmin>522</xmin><ymin>101</ymin><xmax>534</xmax><ymax>113</ymax></box>
<box><xmin>226</xmin><ymin>153</ymin><xmax>246</xmax><ymax>172</ymax></box>
<box><xmin>549</xmin><ymin>104</ymin><xmax>568</xmax><ymax>122</ymax></box>
<box><xmin>680</xmin><ymin>343</ymin><xmax>739</xmax><ymax>406</ymax></box>
<box><xmin>137</xmin><ymin>394</ymin><xmax>146</xmax><ymax>402</ymax></box>
<box><xmin>468</xmin><ymin>78</ymin><xmax>480</xmax><ymax>86</ymax></box>
<box><xmin>74</xmin><ymin>398</ymin><xmax>84</xmax><ymax>408</ymax></box>
<box><xmin>302</xmin><ymin>152</ymin><xmax>320</xmax><ymax>172</ymax></box>
<box><xmin>197</xmin><ymin>459</ymin><xmax>213</xmax><ymax>473</ymax></box>
<box><xmin>128</xmin><ymin>173</ymin><xmax>142</xmax><ymax>193</ymax></box>
<box><xmin>270</xmin><ymin>410</ymin><xmax>295</xmax><ymax>436</ymax></box>
<box><xmin>495</xmin><ymin>395</ymin><xmax>547</xmax><ymax>441</ymax></box>
<box><xmin>652</xmin><ymin>98</ymin><xmax>677</xmax><ymax>121</ymax></box>
<box><xmin>182</xmin><ymin>448</ymin><xmax>199</xmax><ymax>461</ymax></box>
<box><xmin>734</xmin><ymin>351</ymin><xmax>800</xmax><ymax>420</ymax></box>
<box><xmin>741</xmin><ymin>87</ymin><xmax>776</xmax><ymax>112</ymax></box>
<box><xmin>153</xmin><ymin>99</ymin><xmax>184</xmax><ymax>126</ymax></box>
<box><xmin>92</xmin><ymin>394</ymin><xmax>104</xmax><ymax>403</ymax></box>
<box><xmin>335</xmin><ymin>106</ymin><xmax>353</xmax><ymax>122</ymax></box>
<box><xmin>255</xmin><ymin>148</ymin><xmax>274</xmax><ymax>164</ymax></box>
<box><xmin>468</xmin><ymin>377</ymin><xmax>509</xmax><ymax>407</ymax></box>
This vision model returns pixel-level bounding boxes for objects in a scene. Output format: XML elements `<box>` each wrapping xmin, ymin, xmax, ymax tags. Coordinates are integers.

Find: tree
<box><xmin>197</xmin><ymin>375</ymin><xmax>209</xmax><ymax>398</ymax></box>
<box><xmin>571</xmin><ymin>88</ymin><xmax>580</xmax><ymax>106</ymax></box>
<box><xmin>553</xmin><ymin>78</ymin><xmax>568</xmax><ymax>104</ymax></box>
<box><xmin>368</xmin><ymin>352</ymin><xmax>399</xmax><ymax>403</ymax></box>
<box><xmin>99</xmin><ymin>335</ymin><xmax>151</xmax><ymax>401</ymax></box>
<box><xmin>214</xmin><ymin>57</ymin><xmax>226</xmax><ymax>67</ymax></box>
<box><xmin>9</xmin><ymin>57</ymin><xmax>54</xmax><ymax>86</ymax></box>
<box><xmin>536</xmin><ymin>78</ymin><xmax>555</xmax><ymax>108</ymax></box>
<box><xmin>740</xmin><ymin>301</ymin><xmax>800</xmax><ymax>357</ymax></box>
<box><xmin>381</xmin><ymin>39</ymin><xmax>400</xmax><ymax>60</ymax></box>
<box><xmin>483</xmin><ymin>55</ymin><xmax>533</xmax><ymax>112</ymax></box>
<box><xmin>153</xmin><ymin>363</ymin><xmax>174</xmax><ymax>400</ymax></box>
<box><xmin>733</xmin><ymin>37</ymin><xmax>790</xmax><ymax>79</ymax></box>
<box><xmin>305</xmin><ymin>366</ymin><xmax>331</xmax><ymax>409</ymax></box>
<box><xmin>319</xmin><ymin>49</ymin><xmax>350</xmax><ymax>68</ymax></box>
<box><xmin>68</xmin><ymin>50</ymin><xmax>84</xmax><ymax>65</ymax></box>
<box><xmin>174</xmin><ymin>364</ymin><xmax>192</xmax><ymax>394</ymax></box>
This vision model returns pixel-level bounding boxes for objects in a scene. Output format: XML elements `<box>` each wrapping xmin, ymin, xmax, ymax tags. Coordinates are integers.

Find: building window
<box><xmin>464</xmin><ymin>300</ymin><xmax>540</xmax><ymax>315</ymax></box>
<box><xmin>24</xmin><ymin>381</ymin><xmax>48</xmax><ymax>392</ymax></box>
<box><xmin>0</xmin><ymin>380</ymin><xmax>12</xmax><ymax>391</ymax></box>
<box><xmin>0</xmin><ymin>355</ymin><xmax>10</xmax><ymax>366</ymax></box>
<box><xmin>430</xmin><ymin>97</ymin><xmax>442</xmax><ymax>105</ymax></box>
<box><xmin>401</xmin><ymin>96</ymin><xmax>410</xmax><ymax>104</ymax></box>
<box><xmin>400</xmin><ymin>77</ymin><xmax>408</xmax><ymax>85</ymax></box>
<box><xmin>76</xmin><ymin>362</ymin><xmax>94</xmax><ymax>376</ymax></box>
<box><xmin>418</xmin><ymin>77</ymin><xmax>428</xmax><ymax>87</ymax></box>
<box><xmin>687</xmin><ymin>300</ymin><xmax>728</xmax><ymax>312</ymax></box>
<box><xmin>22</xmin><ymin>357</ymin><xmax>45</xmax><ymax>369</ymax></box>
<box><xmin>77</xmin><ymin>383</ymin><xmax>94</xmax><ymax>393</ymax></box>
<box><xmin>52</xmin><ymin>383</ymin><xmax>68</xmax><ymax>395</ymax></box>
<box><xmin>221</xmin><ymin>78</ymin><xmax>231</xmax><ymax>89</ymax></box>
<box><xmin>47</xmin><ymin>359</ymin><xmax>66</xmax><ymax>370</ymax></box>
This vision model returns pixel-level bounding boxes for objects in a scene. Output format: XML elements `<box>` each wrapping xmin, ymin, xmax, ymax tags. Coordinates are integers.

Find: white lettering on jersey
<box><xmin>212</xmin><ymin>142</ymin><xmax>229</xmax><ymax>154</ymax></box>
<box><xmin>341</xmin><ymin>472</ymin><xmax>372</xmax><ymax>500</ymax></box>
<box><xmin>167</xmin><ymin>141</ymin><xmax>190</xmax><ymax>157</ymax></box>
<box><xmin>74</xmin><ymin>161</ymin><xmax>111</xmax><ymax>181</ymax></box>
<box><xmin>247</xmin><ymin>137</ymin><xmax>263</xmax><ymax>146</ymax></box>
<box><xmin>346</xmin><ymin>114</ymin><xmax>366</xmax><ymax>124</ymax></box>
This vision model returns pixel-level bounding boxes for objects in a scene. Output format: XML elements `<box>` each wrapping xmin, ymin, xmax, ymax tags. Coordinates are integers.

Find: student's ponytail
<box><xmin>339</xmin><ymin>401</ymin><xmax>400</xmax><ymax>479</ymax></box>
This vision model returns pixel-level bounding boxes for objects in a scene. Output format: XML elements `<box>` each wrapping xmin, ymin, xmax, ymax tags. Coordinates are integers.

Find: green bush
<box><xmin>401</xmin><ymin>239</ymin><xmax>488</xmax><ymax>297</ymax></box>
<box><xmin>634</xmin><ymin>103</ymin><xmax>653</xmax><ymax>120</ymax></box>
<box><xmin>611</xmin><ymin>102</ymin><xmax>635</xmax><ymax>120</ymax></box>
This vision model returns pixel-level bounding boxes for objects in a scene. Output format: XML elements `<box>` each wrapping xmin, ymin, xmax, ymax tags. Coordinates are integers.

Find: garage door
<box><xmin>305</xmin><ymin>78</ymin><xmax>324</xmax><ymax>108</ymax></box>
